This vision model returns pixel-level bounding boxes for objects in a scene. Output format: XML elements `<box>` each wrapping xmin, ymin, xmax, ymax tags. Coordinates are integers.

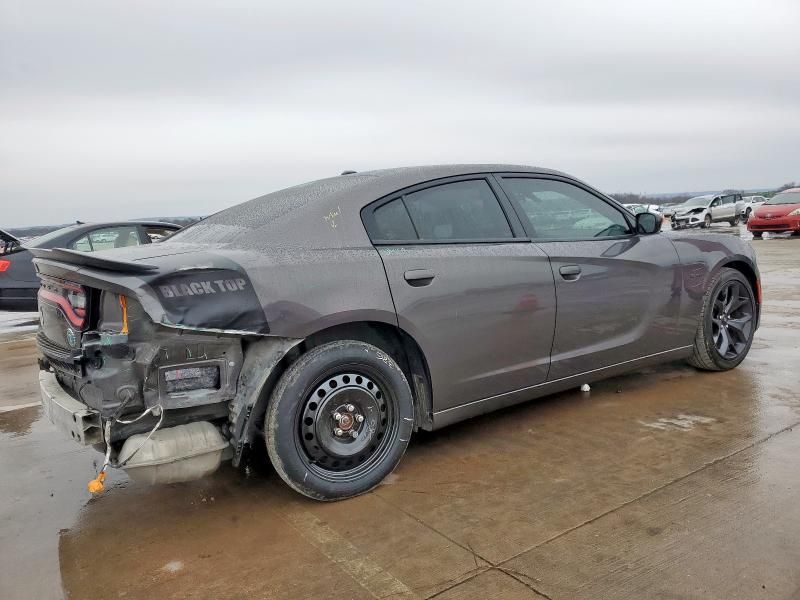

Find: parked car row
<box><xmin>0</xmin><ymin>221</ymin><xmax>181</xmax><ymax>310</ymax></box>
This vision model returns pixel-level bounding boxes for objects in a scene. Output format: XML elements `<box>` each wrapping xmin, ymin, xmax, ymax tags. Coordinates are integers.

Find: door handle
<box><xmin>404</xmin><ymin>269</ymin><xmax>436</xmax><ymax>287</ymax></box>
<box><xmin>559</xmin><ymin>265</ymin><xmax>581</xmax><ymax>281</ymax></box>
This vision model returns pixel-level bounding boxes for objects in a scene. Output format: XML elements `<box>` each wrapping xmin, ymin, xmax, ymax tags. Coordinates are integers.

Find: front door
<box><xmin>496</xmin><ymin>175</ymin><xmax>684</xmax><ymax>381</ymax></box>
<box><xmin>362</xmin><ymin>176</ymin><xmax>557</xmax><ymax>411</ymax></box>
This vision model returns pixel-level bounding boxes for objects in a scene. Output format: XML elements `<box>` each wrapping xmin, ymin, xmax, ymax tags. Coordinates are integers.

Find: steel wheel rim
<box><xmin>711</xmin><ymin>280</ymin><xmax>754</xmax><ymax>360</ymax></box>
<box><xmin>296</xmin><ymin>368</ymin><xmax>396</xmax><ymax>481</ymax></box>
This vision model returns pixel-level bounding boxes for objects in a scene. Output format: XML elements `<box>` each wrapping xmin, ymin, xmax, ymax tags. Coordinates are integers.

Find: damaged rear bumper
<box><xmin>39</xmin><ymin>370</ymin><xmax>102</xmax><ymax>445</ymax></box>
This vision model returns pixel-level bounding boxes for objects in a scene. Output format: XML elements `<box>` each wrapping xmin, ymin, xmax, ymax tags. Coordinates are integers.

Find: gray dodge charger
<box><xmin>32</xmin><ymin>165</ymin><xmax>760</xmax><ymax>500</ymax></box>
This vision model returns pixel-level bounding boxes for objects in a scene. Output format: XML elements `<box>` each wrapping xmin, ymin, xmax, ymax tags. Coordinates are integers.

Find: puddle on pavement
<box><xmin>0</xmin><ymin>405</ymin><xmax>40</xmax><ymax>437</ymax></box>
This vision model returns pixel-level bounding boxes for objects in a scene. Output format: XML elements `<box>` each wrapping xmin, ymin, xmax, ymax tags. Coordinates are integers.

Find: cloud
<box><xmin>2</xmin><ymin>0</ymin><xmax>798</xmax><ymax>226</ymax></box>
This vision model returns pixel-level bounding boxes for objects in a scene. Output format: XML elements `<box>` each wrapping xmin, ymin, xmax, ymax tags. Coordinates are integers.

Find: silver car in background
<box><xmin>671</xmin><ymin>193</ymin><xmax>744</xmax><ymax>229</ymax></box>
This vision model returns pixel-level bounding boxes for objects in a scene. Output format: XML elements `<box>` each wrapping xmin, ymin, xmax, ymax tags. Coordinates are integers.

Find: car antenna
<box><xmin>340</xmin><ymin>170</ymin><xmax>357</xmax><ymax>175</ymax></box>
<box><xmin>76</xmin><ymin>220</ymin><xmax>85</xmax><ymax>224</ymax></box>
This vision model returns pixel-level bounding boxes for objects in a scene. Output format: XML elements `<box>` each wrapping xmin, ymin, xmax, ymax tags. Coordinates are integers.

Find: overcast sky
<box><xmin>2</xmin><ymin>0</ymin><xmax>798</xmax><ymax>227</ymax></box>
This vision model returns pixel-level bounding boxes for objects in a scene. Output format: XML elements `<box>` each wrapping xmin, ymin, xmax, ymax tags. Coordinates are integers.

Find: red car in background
<box><xmin>747</xmin><ymin>188</ymin><xmax>800</xmax><ymax>238</ymax></box>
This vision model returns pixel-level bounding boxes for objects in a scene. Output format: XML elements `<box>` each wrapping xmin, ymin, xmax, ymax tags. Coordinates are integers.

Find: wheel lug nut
<box><xmin>350</xmin><ymin>430</ymin><xmax>358</xmax><ymax>438</ymax></box>
<box><xmin>333</xmin><ymin>412</ymin><xmax>342</xmax><ymax>421</ymax></box>
<box><xmin>355</xmin><ymin>414</ymin><xmax>364</xmax><ymax>423</ymax></box>
<box><xmin>334</xmin><ymin>428</ymin><xmax>344</xmax><ymax>437</ymax></box>
<box><xmin>346</xmin><ymin>404</ymin><xmax>355</xmax><ymax>412</ymax></box>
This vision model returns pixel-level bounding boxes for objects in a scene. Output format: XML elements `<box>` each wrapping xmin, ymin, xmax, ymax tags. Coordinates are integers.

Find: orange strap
<box><xmin>119</xmin><ymin>295</ymin><xmax>129</xmax><ymax>335</ymax></box>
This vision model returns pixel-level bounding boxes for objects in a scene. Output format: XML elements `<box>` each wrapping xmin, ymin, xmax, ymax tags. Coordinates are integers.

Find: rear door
<box><xmin>363</xmin><ymin>176</ymin><xmax>556</xmax><ymax>412</ymax></box>
<box><xmin>495</xmin><ymin>175</ymin><xmax>684</xmax><ymax>380</ymax></box>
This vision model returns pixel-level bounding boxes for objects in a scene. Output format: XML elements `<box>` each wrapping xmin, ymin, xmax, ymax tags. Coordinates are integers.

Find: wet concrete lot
<box><xmin>1</xmin><ymin>229</ymin><xmax>799</xmax><ymax>599</ymax></box>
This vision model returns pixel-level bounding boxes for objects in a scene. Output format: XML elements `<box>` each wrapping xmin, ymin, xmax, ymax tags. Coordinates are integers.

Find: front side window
<box><xmin>402</xmin><ymin>180</ymin><xmax>513</xmax><ymax>241</ymax></box>
<box><xmin>501</xmin><ymin>178</ymin><xmax>631</xmax><ymax>240</ymax></box>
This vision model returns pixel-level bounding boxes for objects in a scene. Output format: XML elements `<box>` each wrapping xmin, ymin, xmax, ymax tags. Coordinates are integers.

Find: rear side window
<box><xmin>372</xmin><ymin>199</ymin><xmax>417</xmax><ymax>240</ymax></box>
<box><xmin>403</xmin><ymin>180</ymin><xmax>513</xmax><ymax>241</ymax></box>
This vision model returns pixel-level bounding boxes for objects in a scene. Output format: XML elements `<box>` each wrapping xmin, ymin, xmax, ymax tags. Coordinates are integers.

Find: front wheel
<box><xmin>265</xmin><ymin>340</ymin><xmax>414</xmax><ymax>501</ymax></box>
<box><xmin>688</xmin><ymin>268</ymin><xmax>756</xmax><ymax>371</ymax></box>
<box><xmin>702</xmin><ymin>214</ymin><xmax>712</xmax><ymax>229</ymax></box>
<box><xmin>752</xmin><ymin>231</ymin><xmax>763</xmax><ymax>239</ymax></box>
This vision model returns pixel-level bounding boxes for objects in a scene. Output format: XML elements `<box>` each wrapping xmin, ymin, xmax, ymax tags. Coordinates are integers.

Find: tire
<box><xmin>729</xmin><ymin>215</ymin><xmax>740</xmax><ymax>226</ymax></box>
<box><xmin>265</xmin><ymin>340</ymin><xmax>414</xmax><ymax>501</ymax></box>
<box><xmin>702</xmin><ymin>214</ymin><xmax>712</xmax><ymax>229</ymax></box>
<box><xmin>688</xmin><ymin>268</ymin><xmax>756</xmax><ymax>371</ymax></box>
<box><xmin>752</xmin><ymin>232</ymin><xmax>763</xmax><ymax>239</ymax></box>
<box><xmin>744</xmin><ymin>208</ymin><xmax>752</xmax><ymax>222</ymax></box>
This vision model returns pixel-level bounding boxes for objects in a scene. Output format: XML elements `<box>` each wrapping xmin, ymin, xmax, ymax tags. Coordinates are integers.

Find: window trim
<box><xmin>68</xmin><ymin>234</ymin><xmax>94</xmax><ymax>251</ymax></box>
<box><xmin>361</xmin><ymin>174</ymin><xmax>529</xmax><ymax>245</ymax></box>
<box><xmin>492</xmin><ymin>173</ymin><xmax>638</xmax><ymax>243</ymax></box>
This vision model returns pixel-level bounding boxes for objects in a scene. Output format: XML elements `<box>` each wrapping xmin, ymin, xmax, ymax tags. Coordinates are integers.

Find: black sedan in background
<box><xmin>0</xmin><ymin>221</ymin><xmax>180</xmax><ymax>310</ymax></box>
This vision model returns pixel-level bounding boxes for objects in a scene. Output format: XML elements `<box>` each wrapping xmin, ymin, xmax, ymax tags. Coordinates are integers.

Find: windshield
<box><xmin>681</xmin><ymin>196</ymin><xmax>711</xmax><ymax>208</ymax></box>
<box><xmin>766</xmin><ymin>191</ymin><xmax>800</xmax><ymax>205</ymax></box>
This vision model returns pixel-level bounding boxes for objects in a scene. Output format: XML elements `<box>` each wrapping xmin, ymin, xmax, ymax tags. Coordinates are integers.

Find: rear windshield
<box><xmin>168</xmin><ymin>175</ymin><xmax>369</xmax><ymax>245</ymax></box>
<box><xmin>766</xmin><ymin>191</ymin><xmax>800</xmax><ymax>205</ymax></box>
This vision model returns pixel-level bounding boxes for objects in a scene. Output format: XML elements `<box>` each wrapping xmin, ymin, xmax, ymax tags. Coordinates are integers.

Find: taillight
<box><xmin>66</xmin><ymin>286</ymin><xmax>87</xmax><ymax>318</ymax></box>
<box><xmin>38</xmin><ymin>279</ymin><xmax>88</xmax><ymax>329</ymax></box>
<box><xmin>0</xmin><ymin>259</ymin><xmax>10</xmax><ymax>272</ymax></box>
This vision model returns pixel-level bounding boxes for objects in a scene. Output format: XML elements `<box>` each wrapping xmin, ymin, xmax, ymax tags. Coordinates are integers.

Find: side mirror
<box><xmin>636</xmin><ymin>212</ymin><xmax>661</xmax><ymax>234</ymax></box>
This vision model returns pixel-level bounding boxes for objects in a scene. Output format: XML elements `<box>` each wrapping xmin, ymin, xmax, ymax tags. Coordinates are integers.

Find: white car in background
<box><xmin>670</xmin><ymin>193</ymin><xmax>744</xmax><ymax>229</ymax></box>
<box><xmin>740</xmin><ymin>195</ymin><xmax>767</xmax><ymax>222</ymax></box>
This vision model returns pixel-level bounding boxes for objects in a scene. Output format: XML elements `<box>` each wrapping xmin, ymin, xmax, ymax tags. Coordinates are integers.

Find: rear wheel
<box><xmin>265</xmin><ymin>340</ymin><xmax>414</xmax><ymax>501</ymax></box>
<box><xmin>688</xmin><ymin>268</ymin><xmax>756</xmax><ymax>371</ymax></box>
<box><xmin>729</xmin><ymin>215</ymin><xmax>740</xmax><ymax>226</ymax></box>
<box><xmin>702</xmin><ymin>214</ymin><xmax>712</xmax><ymax>229</ymax></box>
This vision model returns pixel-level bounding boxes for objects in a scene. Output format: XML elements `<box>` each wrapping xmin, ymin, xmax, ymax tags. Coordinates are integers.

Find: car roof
<box><xmin>777</xmin><ymin>188</ymin><xmax>800</xmax><ymax>194</ymax></box>
<box><xmin>168</xmin><ymin>164</ymin><xmax>586</xmax><ymax>251</ymax></box>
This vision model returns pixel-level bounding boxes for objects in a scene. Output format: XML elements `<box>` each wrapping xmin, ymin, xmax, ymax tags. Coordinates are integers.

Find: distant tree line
<box><xmin>612</xmin><ymin>182</ymin><xmax>798</xmax><ymax>207</ymax></box>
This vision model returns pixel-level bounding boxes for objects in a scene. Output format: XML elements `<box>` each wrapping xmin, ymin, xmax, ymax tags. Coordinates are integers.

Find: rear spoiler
<box><xmin>29</xmin><ymin>247</ymin><xmax>158</xmax><ymax>273</ymax></box>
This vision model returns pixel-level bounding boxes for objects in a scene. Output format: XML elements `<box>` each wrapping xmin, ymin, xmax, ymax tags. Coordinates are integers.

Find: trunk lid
<box><xmin>31</xmin><ymin>242</ymin><xmax>269</xmax><ymax>355</ymax></box>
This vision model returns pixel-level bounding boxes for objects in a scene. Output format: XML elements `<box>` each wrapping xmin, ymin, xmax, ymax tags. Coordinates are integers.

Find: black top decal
<box><xmin>149</xmin><ymin>269</ymin><xmax>269</xmax><ymax>333</ymax></box>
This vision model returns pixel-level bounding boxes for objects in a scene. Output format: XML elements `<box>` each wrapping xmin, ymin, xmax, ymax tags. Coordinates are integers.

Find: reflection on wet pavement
<box><xmin>1</xmin><ymin>235</ymin><xmax>799</xmax><ymax>599</ymax></box>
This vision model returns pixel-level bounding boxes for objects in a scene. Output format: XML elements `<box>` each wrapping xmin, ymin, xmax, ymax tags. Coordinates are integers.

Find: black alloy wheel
<box><xmin>710</xmin><ymin>280</ymin><xmax>754</xmax><ymax>360</ymax></box>
<box><xmin>688</xmin><ymin>267</ymin><xmax>757</xmax><ymax>371</ymax></box>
